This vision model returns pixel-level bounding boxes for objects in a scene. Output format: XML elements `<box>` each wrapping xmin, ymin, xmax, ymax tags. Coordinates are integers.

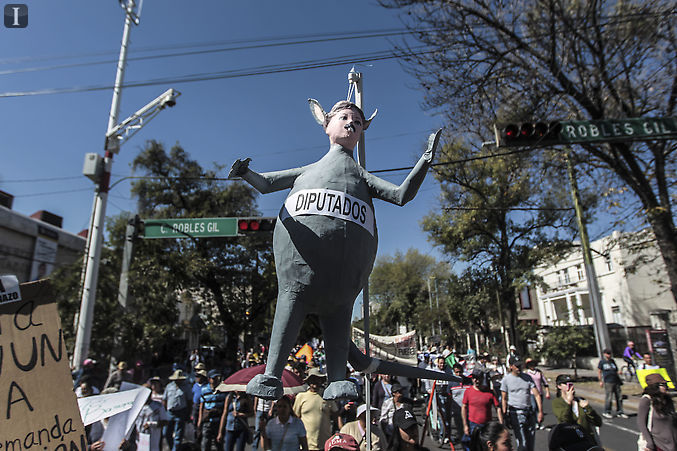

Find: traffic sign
<box><xmin>495</xmin><ymin>116</ymin><xmax>677</xmax><ymax>147</ymax></box>
<box><xmin>559</xmin><ymin>117</ymin><xmax>677</xmax><ymax>144</ymax></box>
<box><xmin>143</xmin><ymin>218</ymin><xmax>238</xmax><ymax>239</ymax></box>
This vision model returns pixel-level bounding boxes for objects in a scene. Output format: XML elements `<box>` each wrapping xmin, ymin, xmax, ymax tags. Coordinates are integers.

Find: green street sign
<box><xmin>142</xmin><ymin>218</ymin><xmax>238</xmax><ymax>239</ymax></box>
<box><xmin>559</xmin><ymin>117</ymin><xmax>677</xmax><ymax>144</ymax></box>
<box><xmin>495</xmin><ymin>116</ymin><xmax>677</xmax><ymax>147</ymax></box>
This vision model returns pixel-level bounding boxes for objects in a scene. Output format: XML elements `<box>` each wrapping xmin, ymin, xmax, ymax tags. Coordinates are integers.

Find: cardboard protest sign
<box><xmin>636</xmin><ymin>368</ymin><xmax>675</xmax><ymax>389</ymax></box>
<box><xmin>0</xmin><ymin>279</ymin><xmax>87</xmax><ymax>449</ymax></box>
<box><xmin>77</xmin><ymin>387</ymin><xmax>146</xmax><ymax>426</ymax></box>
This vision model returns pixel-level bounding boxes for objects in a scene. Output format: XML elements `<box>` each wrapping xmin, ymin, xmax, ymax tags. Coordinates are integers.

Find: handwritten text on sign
<box><xmin>0</xmin><ymin>280</ymin><xmax>86</xmax><ymax>450</ymax></box>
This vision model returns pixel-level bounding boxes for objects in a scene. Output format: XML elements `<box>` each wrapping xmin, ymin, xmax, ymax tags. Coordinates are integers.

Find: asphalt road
<box><xmin>419</xmin><ymin>396</ymin><xmax>640</xmax><ymax>451</ymax></box>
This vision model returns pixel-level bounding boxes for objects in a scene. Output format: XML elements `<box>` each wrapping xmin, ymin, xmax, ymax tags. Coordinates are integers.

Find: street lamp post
<box><xmin>72</xmin><ymin>0</ymin><xmax>179</xmax><ymax>369</ymax></box>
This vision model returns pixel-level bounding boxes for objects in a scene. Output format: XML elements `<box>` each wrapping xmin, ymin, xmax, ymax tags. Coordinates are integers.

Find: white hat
<box><xmin>509</xmin><ymin>345</ymin><xmax>516</xmax><ymax>350</ymax></box>
<box><xmin>442</xmin><ymin>349</ymin><xmax>451</xmax><ymax>358</ymax></box>
<box><xmin>357</xmin><ymin>404</ymin><xmax>379</xmax><ymax>418</ymax></box>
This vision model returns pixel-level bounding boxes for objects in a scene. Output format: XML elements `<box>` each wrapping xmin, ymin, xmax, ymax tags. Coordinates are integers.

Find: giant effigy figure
<box><xmin>230</xmin><ymin>98</ymin><xmax>458</xmax><ymax>400</ymax></box>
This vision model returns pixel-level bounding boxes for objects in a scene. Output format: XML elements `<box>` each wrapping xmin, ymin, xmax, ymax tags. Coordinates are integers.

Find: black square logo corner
<box><xmin>5</xmin><ymin>4</ymin><xmax>28</xmax><ymax>28</ymax></box>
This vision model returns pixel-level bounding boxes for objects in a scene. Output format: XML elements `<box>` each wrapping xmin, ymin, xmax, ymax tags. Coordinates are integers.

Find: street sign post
<box><xmin>143</xmin><ymin>218</ymin><xmax>238</xmax><ymax>239</ymax></box>
<box><xmin>559</xmin><ymin>117</ymin><xmax>677</xmax><ymax>144</ymax></box>
<box><xmin>495</xmin><ymin>116</ymin><xmax>677</xmax><ymax>147</ymax></box>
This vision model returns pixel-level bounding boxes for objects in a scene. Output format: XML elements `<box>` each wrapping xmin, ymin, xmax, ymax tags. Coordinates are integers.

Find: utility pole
<box><xmin>72</xmin><ymin>0</ymin><xmax>139</xmax><ymax>369</ymax></box>
<box><xmin>349</xmin><ymin>67</ymin><xmax>372</xmax><ymax>451</ymax></box>
<box><xmin>566</xmin><ymin>151</ymin><xmax>611</xmax><ymax>357</ymax></box>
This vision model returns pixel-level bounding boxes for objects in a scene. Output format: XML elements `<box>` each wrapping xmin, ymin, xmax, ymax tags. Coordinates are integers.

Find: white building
<box><xmin>533</xmin><ymin>230</ymin><xmax>675</xmax><ymax>327</ymax></box>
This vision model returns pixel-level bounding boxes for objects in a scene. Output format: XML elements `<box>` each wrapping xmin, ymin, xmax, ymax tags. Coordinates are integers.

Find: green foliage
<box><xmin>369</xmin><ymin>249</ymin><xmax>441</xmax><ymax>335</ymax></box>
<box><xmin>540</xmin><ymin>326</ymin><xmax>595</xmax><ymax>364</ymax></box>
<box><xmin>54</xmin><ymin>140</ymin><xmax>278</xmax><ymax>364</ymax></box>
<box><xmin>422</xmin><ymin>138</ymin><xmax>576</xmax><ymax>346</ymax></box>
<box><xmin>380</xmin><ymin>0</ymin><xmax>677</xmax><ymax>304</ymax></box>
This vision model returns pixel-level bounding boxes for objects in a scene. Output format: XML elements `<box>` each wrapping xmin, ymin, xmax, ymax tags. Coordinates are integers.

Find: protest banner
<box><xmin>351</xmin><ymin>328</ymin><xmax>418</xmax><ymax>366</ymax></box>
<box><xmin>0</xmin><ymin>279</ymin><xmax>87</xmax><ymax>450</ymax></box>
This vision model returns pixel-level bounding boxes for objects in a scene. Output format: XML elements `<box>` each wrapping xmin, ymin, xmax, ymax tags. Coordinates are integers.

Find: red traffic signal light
<box><xmin>495</xmin><ymin>121</ymin><xmax>562</xmax><ymax>147</ymax></box>
<box><xmin>237</xmin><ymin>217</ymin><xmax>276</xmax><ymax>234</ymax></box>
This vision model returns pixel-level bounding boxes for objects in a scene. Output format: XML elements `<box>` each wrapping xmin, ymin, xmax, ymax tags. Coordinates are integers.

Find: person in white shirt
<box><xmin>638</xmin><ymin>352</ymin><xmax>660</xmax><ymax>370</ymax></box>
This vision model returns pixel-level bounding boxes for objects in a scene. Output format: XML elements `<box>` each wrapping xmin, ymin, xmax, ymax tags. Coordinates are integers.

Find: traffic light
<box><xmin>494</xmin><ymin>121</ymin><xmax>562</xmax><ymax>147</ymax></box>
<box><xmin>237</xmin><ymin>217</ymin><xmax>276</xmax><ymax>235</ymax></box>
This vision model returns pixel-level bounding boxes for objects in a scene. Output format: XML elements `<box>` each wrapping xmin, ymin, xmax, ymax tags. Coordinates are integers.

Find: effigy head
<box><xmin>308</xmin><ymin>98</ymin><xmax>377</xmax><ymax>131</ymax></box>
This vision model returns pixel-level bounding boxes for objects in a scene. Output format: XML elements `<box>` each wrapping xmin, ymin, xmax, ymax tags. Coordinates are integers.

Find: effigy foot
<box><xmin>323</xmin><ymin>380</ymin><xmax>359</xmax><ymax>400</ymax></box>
<box><xmin>246</xmin><ymin>373</ymin><xmax>283</xmax><ymax>400</ymax></box>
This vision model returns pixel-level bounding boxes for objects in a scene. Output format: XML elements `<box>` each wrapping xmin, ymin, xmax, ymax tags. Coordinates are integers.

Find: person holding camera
<box><xmin>551</xmin><ymin>374</ymin><xmax>602</xmax><ymax>444</ymax></box>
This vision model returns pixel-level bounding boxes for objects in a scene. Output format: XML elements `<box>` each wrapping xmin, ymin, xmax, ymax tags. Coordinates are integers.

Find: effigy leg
<box><xmin>320</xmin><ymin>306</ymin><xmax>359</xmax><ymax>400</ymax></box>
<box><xmin>246</xmin><ymin>290</ymin><xmax>308</xmax><ymax>400</ymax></box>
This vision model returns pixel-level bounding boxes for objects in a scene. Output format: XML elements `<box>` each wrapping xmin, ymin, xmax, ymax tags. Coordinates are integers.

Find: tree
<box><xmin>380</xmin><ymin>0</ymin><xmax>677</xmax><ymax>304</ymax></box>
<box><xmin>421</xmin><ymin>138</ymin><xmax>575</xmax><ymax>347</ymax></box>
<box><xmin>130</xmin><ymin>141</ymin><xmax>278</xmax><ymax>357</ymax></box>
<box><xmin>369</xmin><ymin>249</ymin><xmax>444</xmax><ymax>336</ymax></box>
<box><xmin>540</xmin><ymin>326</ymin><xmax>595</xmax><ymax>379</ymax></box>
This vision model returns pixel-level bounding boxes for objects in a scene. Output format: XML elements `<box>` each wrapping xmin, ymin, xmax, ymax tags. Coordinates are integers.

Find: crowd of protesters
<box><xmin>74</xmin><ymin>339</ymin><xmax>676</xmax><ymax>451</ymax></box>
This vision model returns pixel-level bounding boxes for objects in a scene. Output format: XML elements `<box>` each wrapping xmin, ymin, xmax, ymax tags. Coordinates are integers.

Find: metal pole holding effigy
<box><xmin>348</xmin><ymin>67</ymin><xmax>372</xmax><ymax>451</ymax></box>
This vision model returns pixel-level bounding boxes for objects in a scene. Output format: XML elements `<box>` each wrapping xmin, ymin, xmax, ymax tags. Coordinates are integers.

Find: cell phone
<box><xmin>566</xmin><ymin>382</ymin><xmax>574</xmax><ymax>390</ymax></box>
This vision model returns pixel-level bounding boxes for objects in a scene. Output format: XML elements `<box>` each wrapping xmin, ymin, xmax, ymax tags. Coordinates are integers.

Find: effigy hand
<box><xmin>423</xmin><ymin>129</ymin><xmax>442</xmax><ymax>163</ymax></box>
<box><xmin>228</xmin><ymin>158</ymin><xmax>252</xmax><ymax>178</ymax></box>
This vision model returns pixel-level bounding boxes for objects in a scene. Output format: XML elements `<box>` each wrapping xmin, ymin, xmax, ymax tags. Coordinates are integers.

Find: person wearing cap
<box><xmin>500</xmin><ymin>356</ymin><xmax>543</xmax><ymax>451</ymax></box>
<box><xmin>294</xmin><ymin>368</ymin><xmax>339</xmax><ymax>451</ymax></box>
<box><xmin>524</xmin><ymin>358</ymin><xmax>550</xmax><ymax>430</ymax></box>
<box><xmin>199</xmin><ymin>369</ymin><xmax>226</xmax><ymax>451</ymax></box>
<box><xmin>340</xmin><ymin>404</ymin><xmax>383</xmax><ymax>451</ymax></box>
<box><xmin>388</xmin><ymin>407</ymin><xmax>428</xmax><ymax>451</ymax></box>
<box><xmin>551</xmin><ymin>374</ymin><xmax>601</xmax><ymax>445</ymax></box>
<box><xmin>597</xmin><ymin>348</ymin><xmax>626</xmax><ymax>419</ymax></box>
<box><xmin>462</xmin><ymin>369</ymin><xmax>503</xmax><ymax>450</ymax></box>
<box><xmin>638</xmin><ymin>373</ymin><xmax>677</xmax><ymax>451</ymax></box>
<box><xmin>325</xmin><ymin>433</ymin><xmax>360</xmax><ymax>451</ymax></box>
<box><xmin>163</xmin><ymin>369</ymin><xmax>192</xmax><ymax>451</ymax></box>
<box><xmin>191</xmin><ymin>369</ymin><xmax>209</xmax><ymax>434</ymax></box>
<box><xmin>103</xmin><ymin>360</ymin><xmax>131</xmax><ymax>391</ymax></box>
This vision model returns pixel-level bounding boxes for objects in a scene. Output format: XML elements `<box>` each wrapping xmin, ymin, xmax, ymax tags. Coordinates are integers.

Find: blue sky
<box><xmin>0</xmin><ymin>1</ymin><xmax>448</xmax><ymax>269</ymax></box>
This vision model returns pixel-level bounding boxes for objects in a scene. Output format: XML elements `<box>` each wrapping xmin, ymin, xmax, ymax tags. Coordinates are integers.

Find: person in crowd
<box><xmin>468</xmin><ymin>421</ymin><xmax>512</xmax><ymax>451</ymax></box>
<box><xmin>387</xmin><ymin>407</ymin><xmax>429</xmax><ymax>451</ymax></box>
<box><xmin>623</xmin><ymin>340</ymin><xmax>643</xmax><ymax>370</ymax></box>
<box><xmin>639</xmin><ymin>352</ymin><xmax>660</xmax><ymax>370</ymax></box>
<box><xmin>449</xmin><ymin>363</ymin><xmax>473</xmax><ymax>443</ymax></box>
<box><xmin>198</xmin><ymin>369</ymin><xmax>226</xmax><ymax>451</ymax></box>
<box><xmin>547</xmin><ymin>423</ymin><xmax>602</xmax><ymax>451</ymax></box>
<box><xmin>191</xmin><ymin>368</ymin><xmax>208</xmax><ymax>438</ymax></box>
<box><xmin>508</xmin><ymin>345</ymin><xmax>519</xmax><ymax>361</ymax></box>
<box><xmin>149</xmin><ymin>376</ymin><xmax>164</xmax><ymax>403</ymax></box>
<box><xmin>500</xmin><ymin>356</ymin><xmax>542</xmax><ymax>451</ymax></box>
<box><xmin>341</xmin><ymin>404</ymin><xmax>382</xmax><ymax>451</ymax></box>
<box><xmin>379</xmin><ymin>383</ymin><xmax>408</xmax><ymax>440</ymax></box>
<box><xmin>551</xmin><ymin>374</ymin><xmax>602</xmax><ymax>444</ymax></box>
<box><xmin>253</xmin><ymin>396</ymin><xmax>274</xmax><ymax>451</ymax></box>
<box><xmin>104</xmin><ymin>361</ymin><xmax>131</xmax><ymax>391</ymax></box>
<box><xmin>75</xmin><ymin>376</ymin><xmax>100</xmax><ymax>398</ymax></box>
<box><xmin>524</xmin><ymin>358</ymin><xmax>550</xmax><ymax>430</ymax></box>
<box><xmin>637</xmin><ymin>373</ymin><xmax>677</xmax><ymax>451</ymax></box>
<box><xmin>220</xmin><ymin>390</ymin><xmax>253</xmax><ymax>451</ymax></box>
<box><xmin>372</xmin><ymin>374</ymin><xmax>394</xmax><ymax>410</ymax></box>
<box><xmin>73</xmin><ymin>358</ymin><xmax>97</xmax><ymax>388</ymax></box>
<box><xmin>163</xmin><ymin>369</ymin><xmax>192</xmax><ymax>451</ymax></box>
<box><xmin>294</xmin><ymin>368</ymin><xmax>339</xmax><ymax>451</ymax></box>
<box><xmin>261</xmin><ymin>395</ymin><xmax>308</xmax><ymax>451</ymax></box>
<box><xmin>135</xmin><ymin>394</ymin><xmax>164</xmax><ymax>451</ymax></box>
<box><xmin>462</xmin><ymin>369</ymin><xmax>503</xmax><ymax>450</ymax></box>
<box><xmin>189</xmin><ymin>348</ymin><xmax>203</xmax><ymax>372</ymax></box>
<box><xmin>325</xmin><ymin>433</ymin><xmax>360</xmax><ymax>451</ymax></box>
<box><xmin>597</xmin><ymin>348</ymin><xmax>627</xmax><ymax>419</ymax></box>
